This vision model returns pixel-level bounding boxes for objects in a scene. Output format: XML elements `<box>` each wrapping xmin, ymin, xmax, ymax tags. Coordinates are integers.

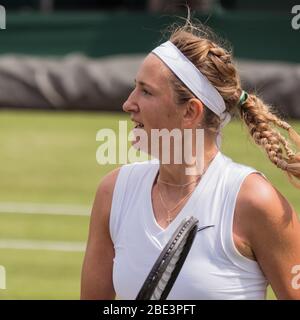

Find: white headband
<box><xmin>152</xmin><ymin>41</ymin><xmax>231</xmax><ymax>147</ymax></box>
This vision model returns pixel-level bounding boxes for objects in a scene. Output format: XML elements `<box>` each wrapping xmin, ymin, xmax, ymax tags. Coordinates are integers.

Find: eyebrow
<box><xmin>134</xmin><ymin>79</ymin><xmax>157</xmax><ymax>91</ymax></box>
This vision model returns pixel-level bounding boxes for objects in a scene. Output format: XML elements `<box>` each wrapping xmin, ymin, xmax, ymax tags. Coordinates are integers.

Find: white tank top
<box><xmin>109</xmin><ymin>152</ymin><xmax>268</xmax><ymax>299</ymax></box>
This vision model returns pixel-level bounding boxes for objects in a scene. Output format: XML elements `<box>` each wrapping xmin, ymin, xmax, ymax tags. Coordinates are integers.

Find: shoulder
<box><xmin>98</xmin><ymin>167</ymin><xmax>121</xmax><ymax>193</ymax></box>
<box><xmin>91</xmin><ymin>167</ymin><xmax>122</xmax><ymax>227</ymax></box>
<box><xmin>94</xmin><ymin>160</ymin><xmax>157</xmax><ymax>210</ymax></box>
<box><xmin>237</xmin><ymin>173</ymin><xmax>294</xmax><ymax>224</ymax></box>
<box><xmin>236</xmin><ymin>172</ymin><xmax>299</xmax><ymax>246</ymax></box>
<box><xmin>236</xmin><ymin>173</ymin><xmax>300</xmax><ymax>299</ymax></box>
<box><xmin>95</xmin><ymin>160</ymin><xmax>157</xmax><ymax>205</ymax></box>
<box><xmin>95</xmin><ymin>166</ymin><xmax>121</xmax><ymax>209</ymax></box>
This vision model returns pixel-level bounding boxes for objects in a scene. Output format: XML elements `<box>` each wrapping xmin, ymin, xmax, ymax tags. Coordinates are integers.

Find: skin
<box><xmin>81</xmin><ymin>54</ymin><xmax>300</xmax><ymax>299</ymax></box>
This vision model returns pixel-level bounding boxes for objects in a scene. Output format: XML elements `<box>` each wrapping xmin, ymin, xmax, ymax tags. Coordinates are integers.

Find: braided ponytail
<box><xmin>166</xmin><ymin>20</ymin><xmax>300</xmax><ymax>189</ymax></box>
<box><xmin>239</xmin><ymin>93</ymin><xmax>300</xmax><ymax>188</ymax></box>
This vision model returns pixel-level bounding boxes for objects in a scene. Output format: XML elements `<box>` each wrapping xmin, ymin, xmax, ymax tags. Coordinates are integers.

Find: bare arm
<box><xmin>80</xmin><ymin>167</ymin><xmax>120</xmax><ymax>300</ymax></box>
<box><xmin>236</xmin><ymin>173</ymin><xmax>300</xmax><ymax>299</ymax></box>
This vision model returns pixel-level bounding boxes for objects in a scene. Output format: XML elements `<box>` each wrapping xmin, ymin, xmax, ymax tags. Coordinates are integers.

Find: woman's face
<box><xmin>122</xmin><ymin>53</ymin><xmax>204</xmax><ymax>161</ymax></box>
<box><xmin>122</xmin><ymin>53</ymin><xmax>184</xmax><ymax>135</ymax></box>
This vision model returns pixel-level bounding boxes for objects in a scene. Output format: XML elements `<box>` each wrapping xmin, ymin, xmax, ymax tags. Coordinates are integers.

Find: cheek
<box><xmin>143</xmin><ymin>99</ymin><xmax>178</xmax><ymax>127</ymax></box>
<box><xmin>166</xmin><ymin>111</ymin><xmax>173</xmax><ymax>119</ymax></box>
<box><xmin>166</xmin><ymin>108</ymin><xmax>181</xmax><ymax>126</ymax></box>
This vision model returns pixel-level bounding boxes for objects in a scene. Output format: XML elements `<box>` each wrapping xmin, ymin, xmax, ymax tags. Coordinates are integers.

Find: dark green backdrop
<box><xmin>0</xmin><ymin>10</ymin><xmax>299</xmax><ymax>62</ymax></box>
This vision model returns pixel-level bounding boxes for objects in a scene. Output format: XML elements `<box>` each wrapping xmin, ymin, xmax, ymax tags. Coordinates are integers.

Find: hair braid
<box><xmin>166</xmin><ymin>21</ymin><xmax>300</xmax><ymax>188</ymax></box>
<box><xmin>240</xmin><ymin>95</ymin><xmax>300</xmax><ymax>187</ymax></box>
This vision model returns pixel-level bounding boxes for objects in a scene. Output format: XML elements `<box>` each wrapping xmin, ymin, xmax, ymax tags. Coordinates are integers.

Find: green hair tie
<box><xmin>238</xmin><ymin>90</ymin><xmax>248</xmax><ymax>107</ymax></box>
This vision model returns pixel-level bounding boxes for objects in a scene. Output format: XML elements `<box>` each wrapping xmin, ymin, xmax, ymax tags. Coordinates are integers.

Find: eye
<box><xmin>142</xmin><ymin>88</ymin><xmax>151</xmax><ymax>96</ymax></box>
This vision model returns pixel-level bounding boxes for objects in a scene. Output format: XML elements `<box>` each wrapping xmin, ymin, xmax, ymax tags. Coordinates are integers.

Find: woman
<box><xmin>81</xmin><ymin>21</ymin><xmax>300</xmax><ymax>299</ymax></box>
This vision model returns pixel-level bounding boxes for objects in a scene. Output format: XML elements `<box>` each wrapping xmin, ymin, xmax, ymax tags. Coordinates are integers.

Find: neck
<box><xmin>157</xmin><ymin>145</ymin><xmax>219</xmax><ymax>185</ymax></box>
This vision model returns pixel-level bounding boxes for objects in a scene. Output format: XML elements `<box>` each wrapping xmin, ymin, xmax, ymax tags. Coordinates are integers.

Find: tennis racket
<box><xmin>136</xmin><ymin>216</ymin><xmax>199</xmax><ymax>300</ymax></box>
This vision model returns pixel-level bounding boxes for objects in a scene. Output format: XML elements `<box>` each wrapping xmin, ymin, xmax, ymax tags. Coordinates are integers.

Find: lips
<box><xmin>132</xmin><ymin>119</ymin><xmax>144</xmax><ymax>128</ymax></box>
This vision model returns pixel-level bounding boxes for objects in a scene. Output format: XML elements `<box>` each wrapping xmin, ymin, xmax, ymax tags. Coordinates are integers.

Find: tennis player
<box><xmin>81</xmin><ymin>20</ymin><xmax>300</xmax><ymax>299</ymax></box>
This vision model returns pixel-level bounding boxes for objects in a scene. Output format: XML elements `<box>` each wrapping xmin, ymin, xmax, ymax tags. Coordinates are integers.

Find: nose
<box><xmin>122</xmin><ymin>89</ymin><xmax>139</xmax><ymax>113</ymax></box>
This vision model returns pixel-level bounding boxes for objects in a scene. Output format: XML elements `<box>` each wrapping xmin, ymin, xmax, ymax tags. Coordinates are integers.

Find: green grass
<box><xmin>0</xmin><ymin>109</ymin><xmax>299</xmax><ymax>300</ymax></box>
<box><xmin>0</xmin><ymin>110</ymin><xmax>124</xmax><ymax>204</ymax></box>
<box><xmin>0</xmin><ymin>249</ymin><xmax>83</xmax><ymax>299</ymax></box>
<box><xmin>0</xmin><ymin>213</ymin><xmax>88</xmax><ymax>241</ymax></box>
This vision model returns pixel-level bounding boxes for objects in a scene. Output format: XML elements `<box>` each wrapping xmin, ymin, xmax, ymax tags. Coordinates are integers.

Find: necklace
<box><xmin>156</xmin><ymin>155</ymin><xmax>216</xmax><ymax>225</ymax></box>
<box><xmin>157</xmin><ymin>177</ymin><xmax>201</xmax><ymax>187</ymax></box>
<box><xmin>157</xmin><ymin>183</ymin><xmax>196</xmax><ymax>224</ymax></box>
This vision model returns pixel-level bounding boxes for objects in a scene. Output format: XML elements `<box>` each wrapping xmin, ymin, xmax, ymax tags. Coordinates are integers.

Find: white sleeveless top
<box><xmin>109</xmin><ymin>152</ymin><xmax>268</xmax><ymax>300</ymax></box>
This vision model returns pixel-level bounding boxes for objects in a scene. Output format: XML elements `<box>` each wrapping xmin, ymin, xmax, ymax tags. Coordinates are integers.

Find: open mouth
<box><xmin>133</xmin><ymin>121</ymin><xmax>144</xmax><ymax>129</ymax></box>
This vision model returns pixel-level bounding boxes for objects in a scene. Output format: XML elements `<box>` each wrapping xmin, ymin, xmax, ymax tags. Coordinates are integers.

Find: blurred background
<box><xmin>0</xmin><ymin>0</ymin><xmax>299</xmax><ymax>299</ymax></box>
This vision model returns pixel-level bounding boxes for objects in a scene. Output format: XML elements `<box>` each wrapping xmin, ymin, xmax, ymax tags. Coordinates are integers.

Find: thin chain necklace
<box><xmin>157</xmin><ymin>177</ymin><xmax>201</xmax><ymax>188</ymax></box>
<box><xmin>156</xmin><ymin>156</ymin><xmax>215</xmax><ymax>225</ymax></box>
<box><xmin>157</xmin><ymin>183</ymin><xmax>196</xmax><ymax>224</ymax></box>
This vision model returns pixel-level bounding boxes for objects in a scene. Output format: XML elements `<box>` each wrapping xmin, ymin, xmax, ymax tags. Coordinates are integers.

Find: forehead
<box><xmin>136</xmin><ymin>53</ymin><xmax>171</xmax><ymax>88</ymax></box>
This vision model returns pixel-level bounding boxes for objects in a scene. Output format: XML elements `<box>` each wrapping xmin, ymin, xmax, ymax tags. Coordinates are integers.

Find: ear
<box><xmin>182</xmin><ymin>98</ymin><xmax>204</xmax><ymax>128</ymax></box>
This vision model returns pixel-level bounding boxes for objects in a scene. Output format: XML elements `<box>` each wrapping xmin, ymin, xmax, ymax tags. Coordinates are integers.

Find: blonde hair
<box><xmin>166</xmin><ymin>20</ymin><xmax>300</xmax><ymax>188</ymax></box>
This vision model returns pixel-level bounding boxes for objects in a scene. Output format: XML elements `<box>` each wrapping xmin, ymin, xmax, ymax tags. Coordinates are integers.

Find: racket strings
<box><xmin>151</xmin><ymin>233</ymin><xmax>188</xmax><ymax>299</ymax></box>
<box><xmin>153</xmin><ymin>221</ymin><xmax>191</xmax><ymax>275</ymax></box>
<box><xmin>136</xmin><ymin>216</ymin><xmax>199</xmax><ymax>300</ymax></box>
<box><xmin>153</xmin><ymin>221</ymin><xmax>191</xmax><ymax>276</ymax></box>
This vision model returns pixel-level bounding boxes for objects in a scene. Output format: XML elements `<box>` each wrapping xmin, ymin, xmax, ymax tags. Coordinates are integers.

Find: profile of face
<box><xmin>122</xmin><ymin>53</ymin><xmax>204</xmax><ymax>162</ymax></box>
<box><xmin>122</xmin><ymin>53</ymin><xmax>183</xmax><ymax>132</ymax></box>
